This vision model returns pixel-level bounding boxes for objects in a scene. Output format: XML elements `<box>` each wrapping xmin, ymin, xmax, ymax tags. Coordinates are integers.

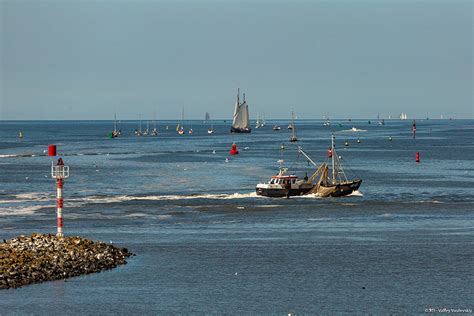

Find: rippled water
<box><xmin>0</xmin><ymin>119</ymin><xmax>473</xmax><ymax>314</ymax></box>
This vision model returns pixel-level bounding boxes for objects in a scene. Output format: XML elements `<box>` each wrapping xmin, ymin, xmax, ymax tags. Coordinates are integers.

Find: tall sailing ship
<box><xmin>230</xmin><ymin>88</ymin><xmax>251</xmax><ymax>133</ymax></box>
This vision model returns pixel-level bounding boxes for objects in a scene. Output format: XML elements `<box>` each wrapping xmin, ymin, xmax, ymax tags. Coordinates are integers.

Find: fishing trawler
<box><xmin>230</xmin><ymin>89</ymin><xmax>251</xmax><ymax>133</ymax></box>
<box><xmin>255</xmin><ymin>159</ymin><xmax>314</xmax><ymax>198</ymax></box>
<box><xmin>256</xmin><ymin>137</ymin><xmax>361</xmax><ymax>198</ymax></box>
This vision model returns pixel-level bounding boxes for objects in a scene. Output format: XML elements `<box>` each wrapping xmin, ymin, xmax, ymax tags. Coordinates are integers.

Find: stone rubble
<box><xmin>0</xmin><ymin>233</ymin><xmax>133</xmax><ymax>289</ymax></box>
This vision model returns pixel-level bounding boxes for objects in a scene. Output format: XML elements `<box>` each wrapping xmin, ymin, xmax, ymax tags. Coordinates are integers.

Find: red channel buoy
<box><xmin>48</xmin><ymin>145</ymin><xmax>57</xmax><ymax>157</ymax></box>
<box><xmin>416</xmin><ymin>151</ymin><xmax>420</xmax><ymax>163</ymax></box>
<box><xmin>229</xmin><ymin>143</ymin><xmax>238</xmax><ymax>155</ymax></box>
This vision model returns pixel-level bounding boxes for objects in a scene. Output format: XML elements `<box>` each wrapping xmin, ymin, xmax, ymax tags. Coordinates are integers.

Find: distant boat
<box><xmin>290</xmin><ymin>111</ymin><xmax>298</xmax><ymax>142</ymax></box>
<box><xmin>207</xmin><ymin>113</ymin><xmax>214</xmax><ymax>134</ymax></box>
<box><xmin>323</xmin><ymin>116</ymin><xmax>331</xmax><ymax>126</ymax></box>
<box><xmin>151</xmin><ymin>113</ymin><xmax>158</xmax><ymax>136</ymax></box>
<box><xmin>272</xmin><ymin>125</ymin><xmax>281</xmax><ymax>131</ymax></box>
<box><xmin>142</xmin><ymin>121</ymin><xmax>149</xmax><ymax>136</ymax></box>
<box><xmin>230</xmin><ymin>88</ymin><xmax>251</xmax><ymax>133</ymax></box>
<box><xmin>399</xmin><ymin>112</ymin><xmax>408</xmax><ymax>120</ymax></box>
<box><xmin>110</xmin><ymin>113</ymin><xmax>121</xmax><ymax>138</ymax></box>
<box><xmin>256</xmin><ymin>112</ymin><xmax>263</xmax><ymax>129</ymax></box>
<box><xmin>204</xmin><ymin>112</ymin><xmax>210</xmax><ymax>122</ymax></box>
<box><xmin>178</xmin><ymin>108</ymin><xmax>185</xmax><ymax>135</ymax></box>
<box><xmin>135</xmin><ymin>116</ymin><xmax>143</xmax><ymax>136</ymax></box>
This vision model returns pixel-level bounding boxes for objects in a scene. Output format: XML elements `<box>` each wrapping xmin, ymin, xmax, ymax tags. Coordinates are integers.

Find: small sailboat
<box><xmin>256</xmin><ymin>113</ymin><xmax>263</xmax><ymax>129</ymax></box>
<box><xmin>323</xmin><ymin>116</ymin><xmax>331</xmax><ymax>126</ymax></box>
<box><xmin>230</xmin><ymin>88</ymin><xmax>251</xmax><ymax>133</ymax></box>
<box><xmin>262</xmin><ymin>113</ymin><xmax>266</xmax><ymax>127</ymax></box>
<box><xmin>207</xmin><ymin>114</ymin><xmax>214</xmax><ymax>134</ymax></box>
<box><xmin>178</xmin><ymin>108</ymin><xmax>185</xmax><ymax>135</ymax></box>
<box><xmin>399</xmin><ymin>112</ymin><xmax>408</xmax><ymax>120</ymax></box>
<box><xmin>290</xmin><ymin>111</ymin><xmax>298</xmax><ymax>142</ymax></box>
<box><xmin>110</xmin><ymin>113</ymin><xmax>121</xmax><ymax>138</ymax></box>
<box><xmin>151</xmin><ymin>119</ymin><xmax>158</xmax><ymax>136</ymax></box>
<box><xmin>205</xmin><ymin>112</ymin><xmax>214</xmax><ymax>134</ymax></box>
<box><xmin>142</xmin><ymin>121</ymin><xmax>149</xmax><ymax>136</ymax></box>
<box><xmin>134</xmin><ymin>116</ymin><xmax>143</xmax><ymax>136</ymax></box>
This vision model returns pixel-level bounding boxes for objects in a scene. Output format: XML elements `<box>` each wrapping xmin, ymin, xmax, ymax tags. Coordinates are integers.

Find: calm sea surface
<box><xmin>0</xmin><ymin>119</ymin><xmax>473</xmax><ymax>314</ymax></box>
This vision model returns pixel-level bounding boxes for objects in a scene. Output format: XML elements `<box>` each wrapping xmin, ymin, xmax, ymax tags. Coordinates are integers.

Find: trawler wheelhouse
<box><xmin>256</xmin><ymin>167</ymin><xmax>313</xmax><ymax>198</ymax></box>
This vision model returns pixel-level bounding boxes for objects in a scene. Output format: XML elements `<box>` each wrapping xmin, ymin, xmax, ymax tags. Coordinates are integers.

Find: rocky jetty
<box><xmin>0</xmin><ymin>233</ymin><xmax>133</xmax><ymax>289</ymax></box>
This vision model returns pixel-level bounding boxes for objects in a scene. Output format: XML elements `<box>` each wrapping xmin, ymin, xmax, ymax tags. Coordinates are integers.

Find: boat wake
<box><xmin>81</xmin><ymin>192</ymin><xmax>260</xmax><ymax>204</ymax></box>
<box><xmin>340</xmin><ymin>128</ymin><xmax>367</xmax><ymax>132</ymax></box>
<box><xmin>0</xmin><ymin>205</ymin><xmax>52</xmax><ymax>216</ymax></box>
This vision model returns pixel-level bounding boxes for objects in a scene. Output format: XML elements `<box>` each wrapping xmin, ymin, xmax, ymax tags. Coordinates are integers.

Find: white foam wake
<box><xmin>0</xmin><ymin>205</ymin><xmax>52</xmax><ymax>216</ymax></box>
<box><xmin>82</xmin><ymin>192</ymin><xmax>260</xmax><ymax>204</ymax></box>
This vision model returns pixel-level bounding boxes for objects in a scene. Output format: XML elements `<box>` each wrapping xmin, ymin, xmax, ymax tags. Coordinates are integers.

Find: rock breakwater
<box><xmin>0</xmin><ymin>233</ymin><xmax>133</xmax><ymax>289</ymax></box>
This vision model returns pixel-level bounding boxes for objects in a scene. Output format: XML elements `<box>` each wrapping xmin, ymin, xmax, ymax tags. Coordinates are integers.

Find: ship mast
<box><xmin>331</xmin><ymin>134</ymin><xmax>336</xmax><ymax>184</ymax></box>
<box><xmin>291</xmin><ymin>110</ymin><xmax>297</xmax><ymax>140</ymax></box>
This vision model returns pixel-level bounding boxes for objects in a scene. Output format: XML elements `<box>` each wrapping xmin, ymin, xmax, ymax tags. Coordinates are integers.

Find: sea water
<box><xmin>0</xmin><ymin>119</ymin><xmax>473</xmax><ymax>314</ymax></box>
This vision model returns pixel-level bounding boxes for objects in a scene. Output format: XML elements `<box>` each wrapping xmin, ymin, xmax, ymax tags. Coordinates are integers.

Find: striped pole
<box><xmin>56</xmin><ymin>178</ymin><xmax>64</xmax><ymax>237</ymax></box>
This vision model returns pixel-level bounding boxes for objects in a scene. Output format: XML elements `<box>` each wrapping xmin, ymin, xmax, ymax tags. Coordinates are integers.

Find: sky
<box><xmin>0</xmin><ymin>0</ymin><xmax>472</xmax><ymax>120</ymax></box>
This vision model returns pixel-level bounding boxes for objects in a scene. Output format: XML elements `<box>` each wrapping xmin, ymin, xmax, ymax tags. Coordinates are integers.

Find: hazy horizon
<box><xmin>1</xmin><ymin>0</ymin><xmax>472</xmax><ymax>120</ymax></box>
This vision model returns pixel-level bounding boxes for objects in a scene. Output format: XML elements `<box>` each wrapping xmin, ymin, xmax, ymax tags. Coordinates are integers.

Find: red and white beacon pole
<box><xmin>48</xmin><ymin>145</ymin><xmax>69</xmax><ymax>237</ymax></box>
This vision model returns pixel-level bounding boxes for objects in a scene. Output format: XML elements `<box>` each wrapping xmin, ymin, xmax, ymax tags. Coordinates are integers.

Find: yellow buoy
<box><xmin>19</xmin><ymin>131</ymin><xmax>23</xmax><ymax>138</ymax></box>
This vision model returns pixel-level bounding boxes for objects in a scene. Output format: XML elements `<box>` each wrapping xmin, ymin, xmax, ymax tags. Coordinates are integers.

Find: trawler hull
<box><xmin>317</xmin><ymin>179</ymin><xmax>362</xmax><ymax>197</ymax></box>
<box><xmin>230</xmin><ymin>127</ymin><xmax>251</xmax><ymax>133</ymax></box>
<box><xmin>256</xmin><ymin>187</ymin><xmax>313</xmax><ymax>198</ymax></box>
